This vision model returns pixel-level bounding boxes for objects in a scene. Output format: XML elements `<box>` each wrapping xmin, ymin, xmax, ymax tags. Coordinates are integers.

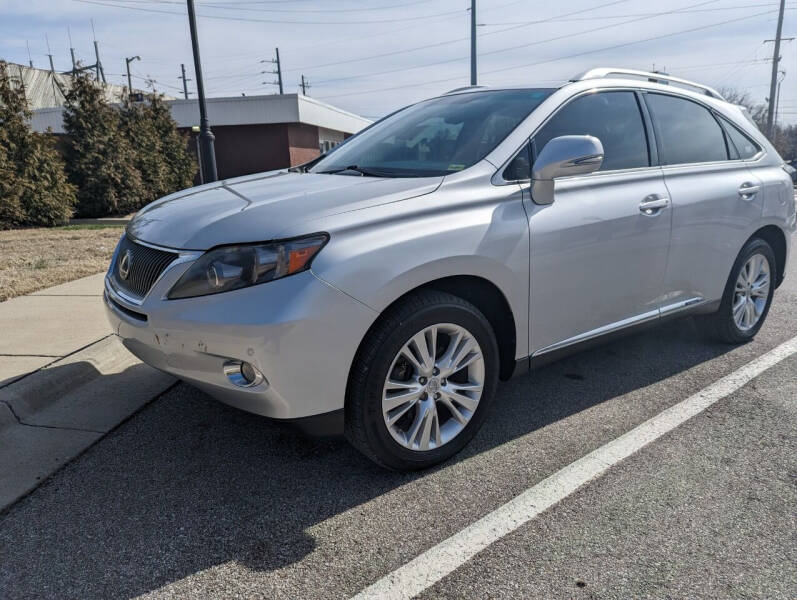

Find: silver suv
<box><xmin>105</xmin><ymin>68</ymin><xmax>795</xmax><ymax>470</ymax></box>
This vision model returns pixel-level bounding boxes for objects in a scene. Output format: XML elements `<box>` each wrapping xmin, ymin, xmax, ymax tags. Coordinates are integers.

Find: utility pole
<box><xmin>186</xmin><ymin>0</ymin><xmax>218</xmax><ymax>183</ymax></box>
<box><xmin>91</xmin><ymin>20</ymin><xmax>106</xmax><ymax>83</ymax></box>
<box><xmin>260</xmin><ymin>49</ymin><xmax>283</xmax><ymax>94</ymax></box>
<box><xmin>766</xmin><ymin>0</ymin><xmax>787</xmax><ymax>137</ymax></box>
<box><xmin>300</xmin><ymin>74</ymin><xmax>309</xmax><ymax>95</ymax></box>
<box><xmin>26</xmin><ymin>41</ymin><xmax>33</xmax><ymax>68</ymax></box>
<box><xmin>93</xmin><ymin>40</ymin><xmax>106</xmax><ymax>83</ymax></box>
<box><xmin>470</xmin><ymin>0</ymin><xmax>477</xmax><ymax>85</ymax></box>
<box><xmin>46</xmin><ymin>34</ymin><xmax>54</xmax><ymax>71</ymax></box>
<box><xmin>68</xmin><ymin>27</ymin><xmax>77</xmax><ymax>72</ymax></box>
<box><xmin>125</xmin><ymin>56</ymin><xmax>140</xmax><ymax>92</ymax></box>
<box><xmin>46</xmin><ymin>33</ymin><xmax>59</xmax><ymax>106</ymax></box>
<box><xmin>179</xmin><ymin>63</ymin><xmax>191</xmax><ymax>99</ymax></box>
<box><xmin>275</xmin><ymin>47</ymin><xmax>283</xmax><ymax>94</ymax></box>
<box><xmin>774</xmin><ymin>70</ymin><xmax>786</xmax><ymax>144</ymax></box>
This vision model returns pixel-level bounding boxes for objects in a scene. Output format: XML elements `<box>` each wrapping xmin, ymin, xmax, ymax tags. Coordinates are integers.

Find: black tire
<box><xmin>699</xmin><ymin>237</ymin><xmax>776</xmax><ymax>344</ymax></box>
<box><xmin>345</xmin><ymin>290</ymin><xmax>500</xmax><ymax>471</ymax></box>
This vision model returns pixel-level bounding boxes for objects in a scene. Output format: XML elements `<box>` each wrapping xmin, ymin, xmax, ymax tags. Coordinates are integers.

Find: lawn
<box><xmin>0</xmin><ymin>225</ymin><xmax>124</xmax><ymax>302</ymax></box>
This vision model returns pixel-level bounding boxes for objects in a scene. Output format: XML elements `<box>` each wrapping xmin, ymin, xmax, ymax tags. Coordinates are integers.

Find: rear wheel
<box><xmin>700</xmin><ymin>238</ymin><xmax>776</xmax><ymax>344</ymax></box>
<box><xmin>345</xmin><ymin>290</ymin><xmax>499</xmax><ymax>470</ymax></box>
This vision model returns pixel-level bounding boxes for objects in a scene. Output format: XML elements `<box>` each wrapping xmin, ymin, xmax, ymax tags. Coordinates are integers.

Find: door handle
<box><xmin>738</xmin><ymin>182</ymin><xmax>760</xmax><ymax>200</ymax></box>
<box><xmin>639</xmin><ymin>194</ymin><xmax>670</xmax><ymax>215</ymax></box>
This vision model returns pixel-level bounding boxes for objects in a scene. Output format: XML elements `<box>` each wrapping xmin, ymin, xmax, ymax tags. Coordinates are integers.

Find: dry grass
<box><xmin>0</xmin><ymin>226</ymin><xmax>125</xmax><ymax>302</ymax></box>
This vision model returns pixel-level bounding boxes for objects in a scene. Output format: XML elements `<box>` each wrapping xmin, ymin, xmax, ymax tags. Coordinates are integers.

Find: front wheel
<box><xmin>700</xmin><ymin>237</ymin><xmax>776</xmax><ymax>344</ymax></box>
<box><xmin>345</xmin><ymin>290</ymin><xmax>499</xmax><ymax>470</ymax></box>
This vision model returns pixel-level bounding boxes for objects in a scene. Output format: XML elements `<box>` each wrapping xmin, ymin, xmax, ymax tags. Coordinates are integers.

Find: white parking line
<box><xmin>352</xmin><ymin>335</ymin><xmax>797</xmax><ymax>600</ymax></box>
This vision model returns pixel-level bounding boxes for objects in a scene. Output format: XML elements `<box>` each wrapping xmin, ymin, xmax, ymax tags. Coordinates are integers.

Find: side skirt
<box><xmin>523</xmin><ymin>300</ymin><xmax>720</xmax><ymax>371</ymax></box>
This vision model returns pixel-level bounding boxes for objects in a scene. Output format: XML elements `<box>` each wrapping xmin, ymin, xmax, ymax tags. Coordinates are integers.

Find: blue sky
<box><xmin>2</xmin><ymin>1</ymin><xmax>795</xmax><ymax>122</ymax></box>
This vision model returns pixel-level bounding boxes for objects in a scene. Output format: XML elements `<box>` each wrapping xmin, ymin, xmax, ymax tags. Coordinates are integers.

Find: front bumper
<box><xmin>104</xmin><ymin>264</ymin><xmax>378</xmax><ymax>420</ymax></box>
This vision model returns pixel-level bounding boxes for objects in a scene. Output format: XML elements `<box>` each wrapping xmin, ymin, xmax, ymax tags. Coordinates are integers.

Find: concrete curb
<box><xmin>0</xmin><ymin>335</ymin><xmax>174</xmax><ymax>511</ymax></box>
<box><xmin>68</xmin><ymin>216</ymin><xmax>133</xmax><ymax>226</ymax></box>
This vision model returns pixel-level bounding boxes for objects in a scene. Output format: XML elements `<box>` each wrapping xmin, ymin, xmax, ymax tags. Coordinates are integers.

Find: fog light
<box><xmin>223</xmin><ymin>360</ymin><xmax>266</xmax><ymax>388</ymax></box>
<box><xmin>240</xmin><ymin>362</ymin><xmax>258</xmax><ymax>384</ymax></box>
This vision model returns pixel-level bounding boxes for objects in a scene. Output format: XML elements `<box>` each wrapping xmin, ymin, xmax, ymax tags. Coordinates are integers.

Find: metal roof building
<box><xmin>4</xmin><ymin>61</ymin><xmax>132</xmax><ymax>111</ymax></box>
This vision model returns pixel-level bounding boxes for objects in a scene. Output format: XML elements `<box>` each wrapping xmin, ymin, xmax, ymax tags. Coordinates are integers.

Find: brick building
<box><xmin>30</xmin><ymin>93</ymin><xmax>371</xmax><ymax>180</ymax></box>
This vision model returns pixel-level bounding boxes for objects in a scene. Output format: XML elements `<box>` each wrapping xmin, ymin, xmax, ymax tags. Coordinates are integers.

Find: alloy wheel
<box><xmin>381</xmin><ymin>323</ymin><xmax>485</xmax><ymax>451</ymax></box>
<box><xmin>732</xmin><ymin>252</ymin><xmax>771</xmax><ymax>331</ymax></box>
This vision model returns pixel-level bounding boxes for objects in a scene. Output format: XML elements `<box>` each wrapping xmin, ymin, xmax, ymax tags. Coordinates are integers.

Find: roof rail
<box><xmin>445</xmin><ymin>85</ymin><xmax>488</xmax><ymax>95</ymax></box>
<box><xmin>570</xmin><ymin>68</ymin><xmax>726</xmax><ymax>101</ymax></box>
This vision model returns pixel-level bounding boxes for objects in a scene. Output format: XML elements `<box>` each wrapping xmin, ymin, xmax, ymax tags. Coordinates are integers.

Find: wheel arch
<box><xmin>419</xmin><ymin>276</ymin><xmax>518</xmax><ymax>380</ymax></box>
<box><xmin>748</xmin><ymin>225</ymin><xmax>787</xmax><ymax>288</ymax></box>
<box><xmin>346</xmin><ymin>275</ymin><xmax>519</xmax><ymax>399</ymax></box>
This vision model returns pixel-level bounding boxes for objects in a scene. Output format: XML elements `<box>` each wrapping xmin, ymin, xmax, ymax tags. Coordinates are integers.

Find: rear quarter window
<box><xmin>719</xmin><ymin>116</ymin><xmax>761</xmax><ymax>160</ymax></box>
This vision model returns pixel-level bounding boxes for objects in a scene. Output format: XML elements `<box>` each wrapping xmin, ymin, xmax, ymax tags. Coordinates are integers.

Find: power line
<box><xmin>72</xmin><ymin>0</ymin><xmax>469</xmax><ymax>25</ymax></box>
<box><xmin>158</xmin><ymin>0</ymin><xmax>435</xmax><ymax>13</ymax></box>
<box><xmin>107</xmin><ymin>0</ymin><xmax>430</xmax><ymax>11</ymax></box>
<box><xmin>479</xmin><ymin>1</ymin><xmax>794</xmax><ymax>24</ymax></box>
<box><xmin>318</xmin><ymin>6</ymin><xmax>779</xmax><ymax>101</ymax></box>
<box><xmin>131</xmin><ymin>71</ymin><xmax>184</xmax><ymax>91</ymax></box>
<box><xmin>668</xmin><ymin>58</ymin><xmax>772</xmax><ymax>71</ymax></box>
<box><xmin>187</xmin><ymin>1</ymin><xmax>636</xmax><ymax>90</ymax></box>
<box><xmin>312</xmin><ymin>0</ymin><xmax>722</xmax><ymax>86</ymax></box>
<box><xmin>291</xmin><ymin>0</ymin><xmax>629</xmax><ymax>72</ymax></box>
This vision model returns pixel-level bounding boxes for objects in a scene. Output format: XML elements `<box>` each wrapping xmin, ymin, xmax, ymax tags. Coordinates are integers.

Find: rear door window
<box><xmin>645</xmin><ymin>93</ymin><xmax>728</xmax><ymax>165</ymax></box>
<box><xmin>533</xmin><ymin>91</ymin><xmax>650</xmax><ymax>172</ymax></box>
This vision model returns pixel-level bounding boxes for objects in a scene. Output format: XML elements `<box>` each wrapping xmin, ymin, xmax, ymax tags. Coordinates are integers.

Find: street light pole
<box><xmin>470</xmin><ymin>0</ymin><xmax>477</xmax><ymax>85</ymax></box>
<box><xmin>186</xmin><ymin>0</ymin><xmax>218</xmax><ymax>183</ymax></box>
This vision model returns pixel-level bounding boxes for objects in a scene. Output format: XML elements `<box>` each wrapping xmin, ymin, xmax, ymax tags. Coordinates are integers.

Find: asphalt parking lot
<box><xmin>1</xmin><ymin>257</ymin><xmax>795</xmax><ymax>599</ymax></box>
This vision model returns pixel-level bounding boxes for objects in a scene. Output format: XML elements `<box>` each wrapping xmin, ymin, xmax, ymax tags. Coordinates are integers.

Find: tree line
<box><xmin>0</xmin><ymin>61</ymin><xmax>196</xmax><ymax>229</ymax></box>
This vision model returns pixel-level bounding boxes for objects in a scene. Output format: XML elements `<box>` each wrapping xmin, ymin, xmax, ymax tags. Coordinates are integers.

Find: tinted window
<box><xmin>720</xmin><ymin>117</ymin><xmax>761</xmax><ymax>159</ymax></box>
<box><xmin>503</xmin><ymin>141</ymin><xmax>531</xmax><ymax>181</ymax></box>
<box><xmin>533</xmin><ymin>91</ymin><xmax>649</xmax><ymax>171</ymax></box>
<box><xmin>309</xmin><ymin>89</ymin><xmax>552</xmax><ymax>177</ymax></box>
<box><xmin>646</xmin><ymin>93</ymin><xmax>728</xmax><ymax>165</ymax></box>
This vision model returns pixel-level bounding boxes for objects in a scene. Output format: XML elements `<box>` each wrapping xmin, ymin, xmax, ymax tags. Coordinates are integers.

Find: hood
<box><xmin>126</xmin><ymin>171</ymin><xmax>442</xmax><ymax>250</ymax></box>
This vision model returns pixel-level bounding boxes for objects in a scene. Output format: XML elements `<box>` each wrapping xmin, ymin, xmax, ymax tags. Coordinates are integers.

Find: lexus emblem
<box><xmin>118</xmin><ymin>250</ymin><xmax>133</xmax><ymax>281</ymax></box>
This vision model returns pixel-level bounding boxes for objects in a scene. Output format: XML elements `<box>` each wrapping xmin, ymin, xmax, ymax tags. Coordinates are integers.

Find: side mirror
<box><xmin>531</xmin><ymin>135</ymin><xmax>604</xmax><ymax>205</ymax></box>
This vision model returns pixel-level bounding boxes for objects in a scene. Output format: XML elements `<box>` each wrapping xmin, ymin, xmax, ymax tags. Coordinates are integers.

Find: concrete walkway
<box><xmin>0</xmin><ymin>273</ymin><xmax>174</xmax><ymax>510</ymax></box>
<box><xmin>0</xmin><ymin>273</ymin><xmax>111</xmax><ymax>387</ymax></box>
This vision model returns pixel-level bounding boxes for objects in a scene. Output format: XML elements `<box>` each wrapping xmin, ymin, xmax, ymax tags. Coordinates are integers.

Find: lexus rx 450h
<box><xmin>105</xmin><ymin>68</ymin><xmax>795</xmax><ymax>470</ymax></box>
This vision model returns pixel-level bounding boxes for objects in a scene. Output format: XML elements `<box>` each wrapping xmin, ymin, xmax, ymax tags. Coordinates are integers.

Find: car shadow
<box><xmin>0</xmin><ymin>317</ymin><xmax>735</xmax><ymax>599</ymax></box>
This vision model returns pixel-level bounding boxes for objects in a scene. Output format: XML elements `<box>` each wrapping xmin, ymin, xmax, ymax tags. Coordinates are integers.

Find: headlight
<box><xmin>167</xmin><ymin>234</ymin><xmax>328</xmax><ymax>299</ymax></box>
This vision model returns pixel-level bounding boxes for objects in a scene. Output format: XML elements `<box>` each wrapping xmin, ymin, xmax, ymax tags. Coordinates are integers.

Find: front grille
<box><xmin>112</xmin><ymin>235</ymin><xmax>178</xmax><ymax>299</ymax></box>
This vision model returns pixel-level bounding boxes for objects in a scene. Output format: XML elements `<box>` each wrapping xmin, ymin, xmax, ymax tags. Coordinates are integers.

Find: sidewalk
<box><xmin>0</xmin><ymin>273</ymin><xmax>112</xmax><ymax>387</ymax></box>
<box><xmin>0</xmin><ymin>273</ymin><xmax>174</xmax><ymax>510</ymax></box>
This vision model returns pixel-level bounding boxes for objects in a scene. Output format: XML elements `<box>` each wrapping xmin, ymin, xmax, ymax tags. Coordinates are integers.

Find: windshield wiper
<box><xmin>318</xmin><ymin>165</ymin><xmax>392</xmax><ymax>177</ymax></box>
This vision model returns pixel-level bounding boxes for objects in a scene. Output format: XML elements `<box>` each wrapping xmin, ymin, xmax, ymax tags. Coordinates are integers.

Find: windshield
<box><xmin>310</xmin><ymin>89</ymin><xmax>553</xmax><ymax>177</ymax></box>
